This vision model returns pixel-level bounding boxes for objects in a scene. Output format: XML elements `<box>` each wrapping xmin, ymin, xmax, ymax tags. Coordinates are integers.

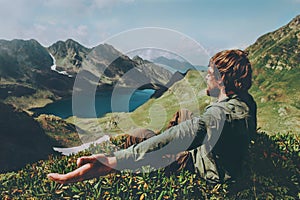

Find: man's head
<box><xmin>206</xmin><ymin>49</ymin><xmax>252</xmax><ymax>97</ymax></box>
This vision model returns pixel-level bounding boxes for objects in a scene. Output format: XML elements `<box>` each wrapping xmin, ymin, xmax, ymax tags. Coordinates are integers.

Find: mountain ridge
<box><xmin>246</xmin><ymin>14</ymin><xmax>300</xmax><ymax>134</ymax></box>
<box><xmin>247</xmin><ymin>14</ymin><xmax>300</xmax><ymax>71</ymax></box>
<box><xmin>0</xmin><ymin>39</ymin><xmax>177</xmax><ymax>111</ymax></box>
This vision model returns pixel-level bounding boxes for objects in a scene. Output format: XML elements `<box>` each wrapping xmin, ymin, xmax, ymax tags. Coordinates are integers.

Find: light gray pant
<box><xmin>123</xmin><ymin>109</ymin><xmax>194</xmax><ymax>173</ymax></box>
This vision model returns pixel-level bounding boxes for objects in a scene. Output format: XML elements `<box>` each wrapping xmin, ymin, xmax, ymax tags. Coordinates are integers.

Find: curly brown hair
<box><xmin>210</xmin><ymin>49</ymin><xmax>252</xmax><ymax>95</ymax></box>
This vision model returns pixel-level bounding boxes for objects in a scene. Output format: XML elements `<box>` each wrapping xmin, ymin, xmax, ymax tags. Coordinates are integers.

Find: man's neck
<box><xmin>217</xmin><ymin>89</ymin><xmax>228</xmax><ymax>102</ymax></box>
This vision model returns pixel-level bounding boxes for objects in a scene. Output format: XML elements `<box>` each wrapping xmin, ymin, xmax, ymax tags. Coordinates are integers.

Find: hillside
<box><xmin>36</xmin><ymin>114</ymin><xmax>82</xmax><ymax>147</ymax></box>
<box><xmin>0</xmin><ymin>102</ymin><xmax>57</xmax><ymax>173</ymax></box>
<box><xmin>247</xmin><ymin>15</ymin><xmax>299</xmax><ymax>70</ymax></box>
<box><xmin>246</xmin><ymin>14</ymin><xmax>300</xmax><ymax>134</ymax></box>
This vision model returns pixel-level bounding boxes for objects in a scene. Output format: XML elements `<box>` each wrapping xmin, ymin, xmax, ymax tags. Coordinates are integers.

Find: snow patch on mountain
<box><xmin>49</xmin><ymin>53</ymin><xmax>73</xmax><ymax>77</ymax></box>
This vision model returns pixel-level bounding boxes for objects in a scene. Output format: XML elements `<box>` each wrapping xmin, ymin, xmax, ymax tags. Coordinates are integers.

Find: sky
<box><xmin>0</xmin><ymin>0</ymin><xmax>299</xmax><ymax>65</ymax></box>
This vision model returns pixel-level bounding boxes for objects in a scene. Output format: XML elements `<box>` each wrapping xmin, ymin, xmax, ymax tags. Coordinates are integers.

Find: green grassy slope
<box><xmin>247</xmin><ymin>15</ymin><xmax>300</xmax><ymax>135</ymax></box>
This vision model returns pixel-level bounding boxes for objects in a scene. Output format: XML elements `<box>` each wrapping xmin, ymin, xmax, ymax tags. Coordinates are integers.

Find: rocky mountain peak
<box><xmin>0</xmin><ymin>39</ymin><xmax>52</xmax><ymax>81</ymax></box>
<box><xmin>48</xmin><ymin>39</ymin><xmax>91</xmax><ymax>72</ymax></box>
<box><xmin>92</xmin><ymin>43</ymin><xmax>122</xmax><ymax>58</ymax></box>
<box><xmin>288</xmin><ymin>14</ymin><xmax>300</xmax><ymax>29</ymax></box>
<box><xmin>246</xmin><ymin>15</ymin><xmax>300</xmax><ymax>72</ymax></box>
<box><xmin>132</xmin><ymin>55</ymin><xmax>149</xmax><ymax>65</ymax></box>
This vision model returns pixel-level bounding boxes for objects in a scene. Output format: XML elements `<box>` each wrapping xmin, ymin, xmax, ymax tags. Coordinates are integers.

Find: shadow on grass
<box><xmin>227</xmin><ymin>131</ymin><xmax>299</xmax><ymax>199</ymax></box>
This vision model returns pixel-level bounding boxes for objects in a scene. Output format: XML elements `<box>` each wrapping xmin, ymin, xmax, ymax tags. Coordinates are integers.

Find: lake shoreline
<box><xmin>29</xmin><ymin>87</ymin><xmax>156</xmax><ymax>119</ymax></box>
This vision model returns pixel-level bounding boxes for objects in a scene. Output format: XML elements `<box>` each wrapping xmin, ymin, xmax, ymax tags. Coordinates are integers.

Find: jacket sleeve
<box><xmin>113</xmin><ymin>113</ymin><xmax>214</xmax><ymax>171</ymax></box>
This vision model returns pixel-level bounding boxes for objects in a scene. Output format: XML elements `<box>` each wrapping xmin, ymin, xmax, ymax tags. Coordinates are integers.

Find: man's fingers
<box><xmin>77</xmin><ymin>154</ymin><xmax>107</xmax><ymax>167</ymax></box>
<box><xmin>47</xmin><ymin>154</ymin><xmax>116</xmax><ymax>184</ymax></box>
<box><xmin>47</xmin><ymin>163</ymin><xmax>94</xmax><ymax>184</ymax></box>
<box><xmin>77</xmin><ymin>156</ymin><xmax>95</xmax><ymax>167</ymax></box>
<box><xmin>47</xmin><ymin>173</ymin><xmax>67</xmax><ymax>184</ymax></box>
<box><xmin>47</xmin><ymin>162</ymin><xmax>114</xmax><ymax>184</ymax></box>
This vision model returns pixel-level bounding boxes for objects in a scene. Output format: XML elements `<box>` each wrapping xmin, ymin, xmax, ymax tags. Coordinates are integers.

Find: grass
<box><xmin>250</xmin><ymin>66</ymin><xmax>300</xmax><ymax>135</ymax></box>
<box><xmin>36</xmin><ymin>114</ymin><xmax>82</xmax><ymax>147</ymax></box>
<box><xmin>4</xmin><ymin>89</ymin><xmax>57</xmax><ymax>110</ymax></box>
<box><xmin>0</xmin><ymin>131</ymin><xmax>299</xmax><ymax>199</ymax></box>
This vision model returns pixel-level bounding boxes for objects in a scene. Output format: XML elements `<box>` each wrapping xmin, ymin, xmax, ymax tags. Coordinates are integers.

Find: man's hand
<box><xmin>47</xmin><ymin>154</ymin><xmax>117</xmax><ymax>184</ymax></box>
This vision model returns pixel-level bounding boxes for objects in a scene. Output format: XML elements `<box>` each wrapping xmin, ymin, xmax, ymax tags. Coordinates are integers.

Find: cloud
<box><xmin>16</xmin><ymin>22</ymin><xmax>90</xmax><ymax>47</ymax></box>
<box><xmin>0</xmin><ymin>0</ymin><xmax>134</xmax><ymax>46</ymax></box>
<box><xmin>43</xmin><ymin>0</ymin><xmax>135</xmax><ymax>11</ymax></box>
<box><xmin>0</xmin><ymin>0</ymin><xmax>297</xmax><ymax>52</ymax></box>
<box><xmin>92</xmin><ymin>0</ymin><xmax>135</xmax><ymax>9</ymax></box>
<box><xmin>0</xmin><ymin>0</ymin><xmax>40</xmax><ymax>40</ymax></box>
<box><xmin>103</xmin><ymin>27</ymin><xmax>210</xmax><ymax>66</ymax></box>
<box><xmin>76</xmin><ymin>25</ymin><xmax>89</xmax><ymax>36</ymax></box>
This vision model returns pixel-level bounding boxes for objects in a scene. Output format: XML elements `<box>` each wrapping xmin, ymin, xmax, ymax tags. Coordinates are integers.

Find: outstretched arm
<box><xmin>114</xmin><ymin>117</ymin><xmax>207</xmax><ymax>170</ymax></box>
<box><xmin>47</xmin><ymin>115</ymin><xmax>213</xmax><ymax>183</ymax></box>
<box><xmin>47</xmin><ymin>154</ymin><xmax>117</xmax><ymax>184</ymax></box>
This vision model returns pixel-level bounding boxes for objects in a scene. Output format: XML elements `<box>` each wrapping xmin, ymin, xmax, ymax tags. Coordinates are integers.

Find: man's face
<box><xmin>206</xmin><ymin>66</ymin><xmax>220</xmax><ymax>97</ymax></box>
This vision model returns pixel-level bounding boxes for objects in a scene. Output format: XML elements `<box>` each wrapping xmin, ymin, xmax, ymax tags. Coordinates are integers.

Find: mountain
<box><xmin>76</xmin><ymin>45</ymin><xmax>173</xmax><ymax>90</ymax></box>
<box><xmin>247</xmin><ymin>15</ymin><xmax>299</xmax><ymax>71</ymax></box>
<box><xmin>0</xmin><ymin>39</ymin><xmax>75</xmax><ymax>103</ymax></box>
<box><xmin>48</xmin><ymin>41</ymin><xmax>173</xmax><ymax>88</ymax></box>
<box><xmin>132</xmin><ymin>56</ymin><xmax>173</xmax><ymax>87</ymax></box>
<box><xmin>0</xmin><ymin>102</ymin><xmax>57</xmax><ymax>173</ymax></box>
<box><xmin>0</xmin><ymin>39</ymin><xmax>175</xmax><ymax>92</ymax></box>
<box><xmin>48</xmin><ymin>39</ymin><xmax>91</xmax><ymax>75</ymax></box>
<box><xmin>0</xmin><ymin>39</ymin><xmax>175</xmax><ymax>110</ymax></box>
<box><xmin>246</xmin><ymin>15</ymin><xmax>300</xmax><ymax>134</ymax></box>
<box><xmin>89</xmin><ymin>43</ymin><xmax>135</xmax><ymax>78</ymax></box>
<box><xmin>153</xmin><ymin>56</ymin><xmax>195</xmax><ymax>73</ymax></box>
<box><xmin>0</xmin><ymin>39</ymin><xmax>53</xmax><ymax>82</ymax></box>
<box><xmin>151</xmin><ymin>56</ymin><xmax>207</xmax><ymax>72</ymax></box>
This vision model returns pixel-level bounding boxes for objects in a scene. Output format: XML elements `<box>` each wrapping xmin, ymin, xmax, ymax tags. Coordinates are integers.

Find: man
<box><xmin>47</xmin><ymin>49</ymin><xmax>257</xmax><ymax>184</ymax></box>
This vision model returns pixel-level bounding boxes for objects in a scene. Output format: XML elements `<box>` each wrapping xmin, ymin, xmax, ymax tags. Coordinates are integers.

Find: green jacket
<box><xmin>114</xmin><ymin>94</ymin><xmax>257</xmax><ymax>183</ymax></box>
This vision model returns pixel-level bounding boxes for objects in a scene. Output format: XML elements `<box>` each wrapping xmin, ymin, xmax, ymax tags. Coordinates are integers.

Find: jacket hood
<box><xmin>210</xmin><ymin>95</ymin><xmax>249</xmax><ymax>120</ymax></box>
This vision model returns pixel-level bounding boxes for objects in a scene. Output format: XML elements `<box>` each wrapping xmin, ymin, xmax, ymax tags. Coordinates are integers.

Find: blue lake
<box><xmin>31</xmin><ymin>89</ymin><xmax>155</xmax><ymax>119</ymax></box>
